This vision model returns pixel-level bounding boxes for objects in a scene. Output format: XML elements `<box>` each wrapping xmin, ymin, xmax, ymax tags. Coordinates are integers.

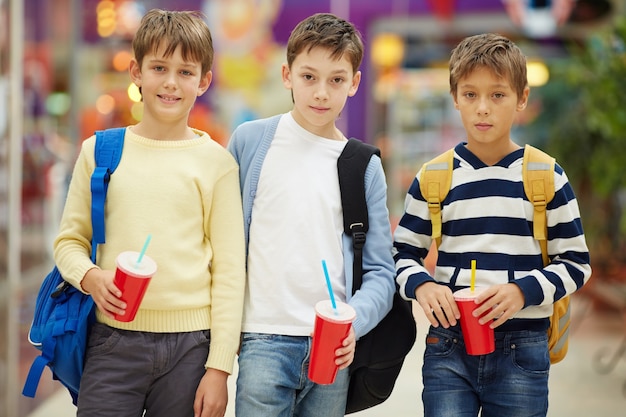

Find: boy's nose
<box><xmin>314</xmin><ymin>86</ymin><xmax>329</xmax><ymax>101</ymax></box>
<box><xmin>476</xmin><ymin>98</ymin><xmax>490</xmax><ymax>115</ymax></box>
<box><xmin>163</xmin><ymin>74</ymin><xmax>177</xmax><ymax>88</ymax></box>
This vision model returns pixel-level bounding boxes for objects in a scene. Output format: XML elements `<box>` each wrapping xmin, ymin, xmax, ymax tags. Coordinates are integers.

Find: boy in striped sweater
<box><xmin>392</xmin><ymin>33</ymin><xmax>591</xmax><ymax>417</ymax></box>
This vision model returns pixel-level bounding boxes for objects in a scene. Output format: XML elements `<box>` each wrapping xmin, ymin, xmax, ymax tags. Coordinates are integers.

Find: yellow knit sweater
<box><xmin>54</xmin><ymin>127</ymin><xmax>246</xmax><ymax>374</ymax></box>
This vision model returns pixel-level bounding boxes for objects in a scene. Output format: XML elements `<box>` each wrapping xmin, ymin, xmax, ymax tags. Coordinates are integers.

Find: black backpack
<box><xmin>337</xmin><ymin>139</ymin><xmax>417</xmax><ymax>414</ymax></box>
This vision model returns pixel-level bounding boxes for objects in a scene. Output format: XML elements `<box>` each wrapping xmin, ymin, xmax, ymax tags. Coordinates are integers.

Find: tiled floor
<box><xmin>26</xmin><ymin>294</ymin><xmax>626</xmax><ymax>417</ymax></box>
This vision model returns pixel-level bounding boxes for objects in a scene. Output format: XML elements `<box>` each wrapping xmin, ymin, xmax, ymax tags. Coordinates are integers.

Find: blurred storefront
<box><xmin>0</xmin><ymin>0</ymin><xmax>620</xmax><ymax>416</ymax></box>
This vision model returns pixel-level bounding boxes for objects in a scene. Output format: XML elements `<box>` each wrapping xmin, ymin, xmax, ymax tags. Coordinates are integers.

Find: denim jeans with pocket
<box><xmin>235</xmin><ymin>333</ymin><xmax>349</xmax><ymax>417</ymax></box>
<box><xmin>422</xmin><ymin>325</ymin><xmax>550</xmax><ymax>417</ymax></box>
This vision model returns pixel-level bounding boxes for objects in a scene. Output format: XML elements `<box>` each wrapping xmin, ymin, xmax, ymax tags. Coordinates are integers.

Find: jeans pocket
<box><xmin>424</xmin><ymin>328</ymin><xmax>459</xmax><ymax>358</ymax></box>
<box><xmin>510</xmin><ymin>334</ymin><xmax>550</xmax><ymax>374</ymax></box>
<box><xmin>87</xmin><ymin>323</ymin><xmax>121</xmax><ymax>356</ymax></box>
<box><xmin>191</xmin><ymin>329</ymin><xmax>211</xmax><ymax>346</ymax></box>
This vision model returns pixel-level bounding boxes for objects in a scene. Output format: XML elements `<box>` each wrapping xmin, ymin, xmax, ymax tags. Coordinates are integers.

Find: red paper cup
<box><xmin>113</xmin><ymin>251</ymin><xmax>157</xmax><ymax>322</ymax></box>
<box><xmin>454</xmin><ymin>288</ymin><xmax>495</xmax><ymax>355</ymax></box>
<box><xmin>308</xmin><ymin>300</ymin><xmax>356</xmax><ymax>385</ymax></box>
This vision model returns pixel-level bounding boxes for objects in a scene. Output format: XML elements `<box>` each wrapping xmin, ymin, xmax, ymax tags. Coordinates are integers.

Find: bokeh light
<box><xmin>97</xmin><ymin>0</ymin><xmax>117</xmax><ymax>38</ymax></box>
<box><xmin>371</xmin><ymin>33</ymin><xmax>405</xmax><ymax>68</ymax></box>
<box><xmin>130</xmin><ymin>102</ymin><xmax>143</xmax><ymax>121</ymax></box>
<box><xmin>127</xmin><ymin>82</ymin><xmax>141</xmax><ymax>102</ymax></box>
<box><xmin>112</xmin><ymin>50</ymin><xmax>132</xmax><ymax>72</ymax></box>
<box><xmin>527</xmin><ymin>61</ymin><xmax>550</xmax><ymax>87</ymax></box>
<box><xmin>45</xmin><ymin>92</ymin><xmax>71</xmax><ymax>116</ymax></box>
<box><xmin>95</xmin><ymin>94</ymin><xmax>115</xmax><ymax>115</ymax></box>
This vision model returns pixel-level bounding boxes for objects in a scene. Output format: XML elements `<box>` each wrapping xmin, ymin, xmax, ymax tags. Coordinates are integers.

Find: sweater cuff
<box><xmin>205</xmin><ymin>343</ymin><xmax>238</xmax><ymax>375</ymax></box>
<box><xmin>405</xmin><ymin>271</ymin><xmax>434</xmax><ymax>300</ymax></box>
<box><xmin>514</xmin><ymin>276</ymin><xmax>544</xmax><ymax>307</ymax></box>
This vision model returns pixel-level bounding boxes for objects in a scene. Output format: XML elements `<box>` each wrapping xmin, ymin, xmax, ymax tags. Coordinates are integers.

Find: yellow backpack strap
<box><xmin>523</xmin><ymin>145</ymin><xmax>570</xmax><ymax>364</ymax></box>
<box><xmin>419</xmin><ymin>149</ymin><xmax>454</xmax><ymax>247</ymax></box>
<box><xmin>522</xmin><ymin>144</ymin><xmax>555</xmax><ymax>266</ymax></box>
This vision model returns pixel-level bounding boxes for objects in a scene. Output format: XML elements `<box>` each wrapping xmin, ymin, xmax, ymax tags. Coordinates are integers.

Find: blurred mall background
<box><xmin>1</xmin><ymin>1</ymin><xmax>625</xmax><ymax>416</ymax></box>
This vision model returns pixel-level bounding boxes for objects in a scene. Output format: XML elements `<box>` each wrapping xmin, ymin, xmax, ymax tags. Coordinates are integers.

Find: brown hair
<box><xmin>449</xmin><ymin>33</ymin><xmax>528</xmax><ymax>98</ymax></box>
<box><xmin>286</xmin><ymin>13</ymin><xmax>363</xmax><ymax>73</ymax></box>
<box><xmin>132</xmin><ymin>9</ymin><xmax>214</xmax><ymax>76</ymax></box>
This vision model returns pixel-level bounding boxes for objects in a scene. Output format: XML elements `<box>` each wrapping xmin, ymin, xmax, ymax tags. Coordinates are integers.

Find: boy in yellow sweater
<box><xmin>54</xmin><ymin>9</ymin><xmax>245</xmax><ymax>417</ymax></box>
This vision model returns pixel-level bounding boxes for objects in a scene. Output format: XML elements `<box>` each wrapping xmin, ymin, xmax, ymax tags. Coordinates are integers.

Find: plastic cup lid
<box><xmin>117</xmin><ymin>251</ymin><xmax>157</xmax><ymax>277</ymax></box>
<box><xmin>315</xmin><ymin>300</ymin><xmax>356</xmax><ymax>323</ymax></box>
<box><xmin>453</xmin><ymin>287</ymin><xmax>486</xmax><ymax>301</ymax></box>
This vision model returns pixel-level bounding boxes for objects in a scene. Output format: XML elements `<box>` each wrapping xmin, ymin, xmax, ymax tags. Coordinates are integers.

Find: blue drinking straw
<box><xmin>321</xmin><ymin>260</ymin><xmax>338</xmax><ymax>314</ymax></box>
<box><xmin>136</xmin><ymin>234</ymin><xmax>152</xmax><ymax>266</ymax></box>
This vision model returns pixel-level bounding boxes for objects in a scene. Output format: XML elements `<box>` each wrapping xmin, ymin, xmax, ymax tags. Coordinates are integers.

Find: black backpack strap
<box><xmin>337</xmin><ymin>138</ymin><xmax>381</xmax><ymax>295</ymax></box>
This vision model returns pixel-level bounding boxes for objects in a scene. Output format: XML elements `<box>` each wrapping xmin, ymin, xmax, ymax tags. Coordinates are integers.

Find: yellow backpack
<box><xmin>419</xmin><ymin>144</ymin><xmax>570</xmax><ymax>364</ymax></box>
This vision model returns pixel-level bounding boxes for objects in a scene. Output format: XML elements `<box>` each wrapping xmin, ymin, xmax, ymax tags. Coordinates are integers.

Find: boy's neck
<box><xmin>466</xmin><ymin>140</ymin><xmax>521</xmax><ymax>166</ymax></box>
<box><xmin>289</xmin><ymin>110</ymin><xmax>346</xmax><ymax>141</ymax></box>
<box><xmin>130</xmin><ymin>122</ymin><xmax>197</xmax><ymax>141</ymax></box>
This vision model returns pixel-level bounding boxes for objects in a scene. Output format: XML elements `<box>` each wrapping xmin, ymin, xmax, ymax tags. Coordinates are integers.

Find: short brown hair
<box><xmin>286</xmin><ymin>13</ymin><xmax>363</xmax><ymax>73</ymax></box>
<box><xmin>132</xmin><ymin>9</ymin><xmax>214</xmax><ymax>76</ymax></box>
<box><xmin>449</xmin><ymin>33</ymin><xmax>528</xmax><ymax>98</ymax></box>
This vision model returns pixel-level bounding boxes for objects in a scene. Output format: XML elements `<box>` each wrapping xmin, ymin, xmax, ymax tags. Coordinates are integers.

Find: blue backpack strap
<box><xmin>90</xmin><ymin>128</ymin><xmax>125</xmax><ymax>261</ymax></box>
<box><xmin>22</xmin><ymin>356</ymin><xmax>49</xmax><ymax>398</ymax></box>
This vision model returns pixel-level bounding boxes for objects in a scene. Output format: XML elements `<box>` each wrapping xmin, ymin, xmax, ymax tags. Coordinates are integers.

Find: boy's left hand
<box><xmin>472</xmin><ymin>283</ymin><xmax>525</xmax><ymax>329</ymax></box>
<box><xmin>194</xmin><ymin>368</ymin><xmax>228</xmax><ymax>417</ymax></box>
<box><xmin>335</xmin><ymin>326</ymin><xmax>356</xmax><ymax>370</ymax></box>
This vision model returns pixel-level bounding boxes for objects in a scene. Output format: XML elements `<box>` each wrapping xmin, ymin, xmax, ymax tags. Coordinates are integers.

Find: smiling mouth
<box><xmin>158</xmin><ymin>95</ymin><xmax>180</xmax><ymax>102</ymax></box>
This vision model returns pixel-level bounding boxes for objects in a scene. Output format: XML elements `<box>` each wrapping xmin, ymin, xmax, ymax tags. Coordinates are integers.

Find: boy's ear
<box><xmin>197</xmin><ymin>71</ymin><xmax>212</xmax><ymax>97</ymax></box>
<box><xmin>517</xmin><ymin>86</ymin><xmax>530</xmax><ymax>111</ymax></box>
<box><xmin>281</xmin><ymin>63</ymin><xmax>292</xmax><ymax>89</ymax></box>
<box><xmin>348</xmin><ymin>71</ymin><xmax>362</xmax><ymax>97</ymax></box>
<box><xmin>129</xmin><ymin>58</ymin><xmax>141</xmax><ymax>87</ymax></box>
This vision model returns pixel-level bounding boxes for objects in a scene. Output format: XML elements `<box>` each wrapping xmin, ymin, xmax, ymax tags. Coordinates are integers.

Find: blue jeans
<box><xmin>422</xmin><ymin>326</ymin><xmax>550</xmax><ymax>417</ymax></box>
<box><xmin>235</xmin><ymin>333</ymin><xmax>350</xmax><ymax>417</ymax></box>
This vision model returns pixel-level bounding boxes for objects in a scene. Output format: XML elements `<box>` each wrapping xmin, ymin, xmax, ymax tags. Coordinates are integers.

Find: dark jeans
<box><xmin>422</xmin><ymin>325</ymin><xmax>550</xmax><ymax>417</ymax></box>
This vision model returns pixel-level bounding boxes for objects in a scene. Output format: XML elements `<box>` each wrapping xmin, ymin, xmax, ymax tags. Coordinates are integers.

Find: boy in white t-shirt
<box><xmin>227</xmin><ymin>13</ymin><xmax>396</xmax><ymax>417</ymax></box>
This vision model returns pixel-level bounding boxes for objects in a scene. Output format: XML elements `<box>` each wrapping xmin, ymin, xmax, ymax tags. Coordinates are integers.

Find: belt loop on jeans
<box><xmin>502</xmin><ymin>333</ymin><xmax>513</xmax><ymax>356</ymax></box>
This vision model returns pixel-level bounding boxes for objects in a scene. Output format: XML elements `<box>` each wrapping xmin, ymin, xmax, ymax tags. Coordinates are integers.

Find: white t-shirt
<box><xmin>243</xmin><ymin>113</ymin><xmax>348</xmax><ymax>336</ymax></box>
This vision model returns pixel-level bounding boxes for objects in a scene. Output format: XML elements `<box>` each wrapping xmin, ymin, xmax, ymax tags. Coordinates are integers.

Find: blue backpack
<box><xmin>22</xmin><ymin>128</ymin><xmax>125</xmax><ymax>405</ymax></box>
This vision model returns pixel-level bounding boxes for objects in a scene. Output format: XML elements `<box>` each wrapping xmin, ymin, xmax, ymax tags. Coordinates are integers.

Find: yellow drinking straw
<box><xmin>470</xmin><ymin>259</ymin><xmax>476</xmax><ymax>293</ymax></box>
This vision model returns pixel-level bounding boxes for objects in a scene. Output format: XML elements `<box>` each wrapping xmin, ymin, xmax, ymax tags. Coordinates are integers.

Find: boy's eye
<box><xmin>154</xmin><ymin>66</ymin><xmax>165</xmax><ymax>72</ymax></box>
<box><xmin>464</xmin><ymin>92</ymin><xmax>475</xmax><ymax>99</ymax></box>
<box><xmin>332</xmin><ymin>77</ymin><xmax>344</xmax><ymax>84</ymax></box>
<box><xmin>180</xmin><ymin>70</ymin><xmax>192</xmax><ymax>76</ymax></box>
<box><xmin>493</xmin><ymin>93</ymin><xmax>504</xmax><ymax>99</ymax></box>
<box><xmin>303</xmin><ymin>74</ymin><xmax>314</xmax><ymax>81</ymax></box>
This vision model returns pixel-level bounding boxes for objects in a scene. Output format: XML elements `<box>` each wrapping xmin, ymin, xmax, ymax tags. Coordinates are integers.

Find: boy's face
<box><xmin>129</xmin><ymin>42</ymin><xmax>211</xmax><ymax>132</ymax></box>
<box><xmin>453</xmin><ymin>66</ymin><xmax>529</xmax><ymax>153</ymax></box>
<box><xmin>282</xmin><ymin>46</ymin><xmax>361</xmax><ymax>139</ymax></box>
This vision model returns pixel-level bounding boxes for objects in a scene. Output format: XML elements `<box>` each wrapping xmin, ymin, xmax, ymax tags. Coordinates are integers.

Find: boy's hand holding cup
<box><xmin>113</xmin><ymin>250</ymin><xmax>157</xmax><ymax>322</ymax></box>
<box><xmin>453</xmin><ymin>260</ymin><xmax>495</xmax><ymax>355</ymax></box>
<box><xmin>453</xmin><ymin>287</ymin><xmax>495</xmax><ymax>355</ymax></box>
<box><xmin>308</xmin><ymin>300</ymin><xmax>356</xmax><ymax>384</ymax></box>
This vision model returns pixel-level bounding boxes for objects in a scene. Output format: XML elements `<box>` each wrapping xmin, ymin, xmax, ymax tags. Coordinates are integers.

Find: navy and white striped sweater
<box><xmin>393</xmin><ymin>142</ymin><xmax>591</xmax><ymax>330</ymax></box>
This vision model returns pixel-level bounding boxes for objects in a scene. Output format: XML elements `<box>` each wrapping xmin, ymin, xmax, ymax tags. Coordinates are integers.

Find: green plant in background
<box><xmin>529</xmin><ymin>16</ymin><xmax>626</xmax><ymax>273</ymax></box>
